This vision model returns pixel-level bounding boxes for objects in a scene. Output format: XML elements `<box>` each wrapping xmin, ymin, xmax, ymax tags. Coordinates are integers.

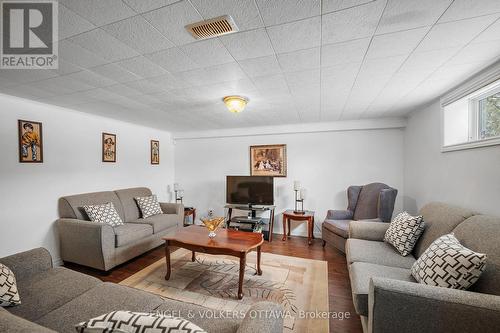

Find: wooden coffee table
<box><xmin>163</xmin><ymin>225</ymin><xmax>264</xmax><ymax>300</ymax></box>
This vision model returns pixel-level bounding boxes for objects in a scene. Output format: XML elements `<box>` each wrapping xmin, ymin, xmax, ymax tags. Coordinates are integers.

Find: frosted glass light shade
<box><xmin>223</xmin><ymin>96</ymin><xmax>248</xmax><ymax>113</ymax></box>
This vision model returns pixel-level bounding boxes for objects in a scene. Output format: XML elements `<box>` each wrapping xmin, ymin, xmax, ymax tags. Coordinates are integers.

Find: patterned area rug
<box><xmin>120</xmin><ymin>248</ymin><xmax>329</xmax><ymax>332</ymax></box>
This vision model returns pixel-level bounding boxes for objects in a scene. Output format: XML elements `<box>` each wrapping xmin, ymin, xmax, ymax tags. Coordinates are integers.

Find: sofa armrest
<box><xmin>160</xmin><ymin>202</ymin><xmax>184</xmax><ymax>215</ymax></box>
<box><xmin>349</xmin><ymin>221</ymin><xmax>389</xmax><ymax>241</ymax></box>
<box><xmin>237</xmin><ymin>302</ymin><xmax>283</xmax><ymax>333</ymax></box>
<box><xmin>0</xmin><ymin>248</ymin><xmax>52</xmax><ymax>282</ymax></box>
<box><xmin>326</xmin><ymin>209</ymin><xmax>353</xmax><ymax>220</ymax></box>
<box><xmin>369</xmin><ymin>277</ymin><xmax>500</xmax><ymax>333</ymax></box>
<box><xmin>56</xmin><ymin>218</ymin><xmax>115</xmax><ymax>271</ymax></box>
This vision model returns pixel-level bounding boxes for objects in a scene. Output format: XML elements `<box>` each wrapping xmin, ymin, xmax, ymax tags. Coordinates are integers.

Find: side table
<box><xmin>282</xmin><ymin>210</ymin><xmax>315</xmax><ymax>245</ymax></box>
<box><xmin>183</xmin><ymin>207</ymin><xmax>196</xmax><ymax>226</ymax></box>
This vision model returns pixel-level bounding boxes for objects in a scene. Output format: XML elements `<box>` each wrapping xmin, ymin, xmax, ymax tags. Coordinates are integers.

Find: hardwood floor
<box><xmin>65</xmin><ymin>234</ymin><xmax>363</xmax><ymax>333</ymax></box>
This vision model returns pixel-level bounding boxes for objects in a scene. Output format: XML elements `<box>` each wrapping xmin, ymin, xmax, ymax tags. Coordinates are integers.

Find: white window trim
<box><xmin>441</xmin><ymin>62</ymin><xmax>500</xmax><ymax>153</ymax></box>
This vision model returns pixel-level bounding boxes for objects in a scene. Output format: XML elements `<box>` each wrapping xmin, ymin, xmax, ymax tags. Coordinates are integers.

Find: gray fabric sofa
<box><xmin>322</xmin><ymin>182</ymin><xmax>397</xmax><ymax>253</ymax></box>
<box><xmin>0</xmin><ymin>248</ymin><xmax>283</xmax><ymax>333</ymax></box>
<box><xmin>346</xmin><ymin>202</ymin><xmax>500</xmax><ymax>333</ymax></box>
<box><xmin>57</xmin><ymin>187</ymin><xmax>183</xmax><ymax>271</ymax></box>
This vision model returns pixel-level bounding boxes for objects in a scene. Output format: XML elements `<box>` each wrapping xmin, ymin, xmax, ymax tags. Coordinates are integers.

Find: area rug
<box><xmin>119</xmin><ymin>249</ymin><xmax>329</xmax><ymax>332</ymax></box>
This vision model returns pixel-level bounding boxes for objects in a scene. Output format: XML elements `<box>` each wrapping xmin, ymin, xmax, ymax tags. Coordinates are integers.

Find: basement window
<box><xmin>442</xmin><ymin>78</ymin><xmax>500</xmax><ymax>152</ymax></box>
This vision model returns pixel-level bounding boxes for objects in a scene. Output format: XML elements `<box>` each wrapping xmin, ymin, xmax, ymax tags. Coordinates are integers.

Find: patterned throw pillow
<box><xmin>75</xmin><ymin>310</ymin><xmax>207</xmax><ymax>333</ymax></box>
<box><xmin>83</xmin><ymin>202</ymin><xmax>124</xmax><ymax>227</ymax></box>
<box><xmin>0</xmin><ymin>264</ymin><xmax>21</xmax><ymax>307</ymax></box>
<box><xmin>384</xmin><ymin>212</ymin><xmax>425</xmax><ymax>256</ymax></box>
<box><xmin>411</xmin><ymin>233</ymin><xmax>487</xmax><ymax>290</ymax></box>
<box><xmin>135</xmin><ymin>195</ymin><xmax>163</xmax><ymax>218</ymax></box>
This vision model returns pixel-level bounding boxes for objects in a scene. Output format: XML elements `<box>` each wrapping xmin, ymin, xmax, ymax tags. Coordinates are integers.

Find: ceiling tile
<box><xmin>366</xmin><ymin>27</ymin><xmax>429</xmax><ymax>59</ymax></box>
<box><xmin>59</xmin><ymin>0</ymin><xmax>135</xmax><ymax>26</ymax></box>
<box><xmin>115</xmin><ymin>56</ymin><xmax>168</xmax><ymax>78</ymax></box>
<box><xmin>51</xmin><ymin>60</ymin><xmax>82</xmax><ymax>76</ymax></box>
<box><xmin>30</xmin><ymin>76</ymin><xmax>95</xmax><ymax>95</ymax></box>
<box><xmin>321</xmin><ymin>38</ymin><xmax>370</xmax><ymax>67</ymax></box>
<box><xmin>69</xmin><ymin>29</ymin><xmax>140</xmax><ymax>62</ymax></box>
<box><xmin>65</xmin><ymin>70</ymin><xmax>118</xmax><ymax>87</ymax></box>
<box><xmin>322</xmin><ymin>1</ymin><xmax>385</xmax><ymax>44</ymax></box>
<box><xmin>87</xmin><ymin>63</ymin><xmax>141</xmax><ymax>83</ymax></box>
<box><xmin>0</xmin><ymin>69</ymin><xmax>58</xmax><ymax>84</ymax></box>
<box><xmin>123</xmin><ymin>79</ymin><xmax>165</xmax><ymax>94</ymax></box>
<box><xmin>439</xmin><ymin>0</ymin><xmax>500</xmax><ymax>23</ymax></box>
<box><xmin>285</xmin><ymin>69</ymin><xmax>320</xmax><ymax>87</ymax></box>
<box><xmin>203</xmin><ymin>62</ymin><xmax>248</xmax><ymax>83</ymax></box>
<box><xmin>180</xmin><ymin>39</ymin><xmax>234</xmax><ymax>67</ymax></box>
<box><xmin>417</xmin><ymin>15</ymin><xmax>498</xmax><ymax>52</ymax></box>
<box><xmin>102</xmin><ymin>16</ymin><xmax>174</xmax><ymax>53</ymax></box>
<box><xmin>190</xmin><ymin>0</ymin><xmax>263</xmax><ymax>31</ymax></box>
<box><xmin>58</xmin><ymin>40</ymin><xmax>109</xmax><ymax>68</ymax></box>
<box><xmin>58</xmin><ymin>5</ymin><xmax>96</xmax><ymax>40</ymax></box>
<box><xmin>103</xmin><ymin>83</ymin><xmax>143</xmax><ymax>97</ymax></box>
<box><xmin>146</xmin><ymin>47</ymin><xmax>201</xmax><ymax>73</ymax></box>
<box><xmin>173</xmin><ymin>68</ymin><xmax>212</xmax><ymax>86</ymax></box>
<box><xmin>277</xmin><ymin>47</ymin><xmax>320</xmax><ymax>72</ymax></box>
<box><xmin>446</xmin><ymin>40</ymin><xmax>500</xmax><ymax>66</ymax></box>
<box><xmin>123</xmin><ymin>0</ymin><xmax>179</xmax><ymax>13</ymax></box>
<box><xmin>473</xmin><ymin>18</ymin><xmax>500</xmax><ymax>43</ymax></box>
<box><xmin>238</xmin><ymin>55</ymin><xmax>282</xmax><ymax>77</ymax></box>
<box><xmin>1</xmin><ymin>84</ymin><xmax>56</xmax><ymax>99</ymax></box>
<box><xmin>267</xmin><ymin>16</ymin><xmax>321</xmax><ymax>53</ymax></box>
<box><xmin>358</xmin><ymin>55</ymin><xmax>406</xmax><ymax>77</ymax></box>
<box><xmin>255</xmin><ymin>0</ymin><xmax>320</xmax><ymax>26</ymax></box>
<box><xmin>220</xmin><ymin>28</ymin><xmax>274</xmax><ymax>60</ymax></box>
<box><xmin>322</xmin><ymin>0</ymin><xmax>375</xmax><ymax>14</ymax></box>
<box><xmin>142</xmin><ymin>1</ymin><xmax>202</xmax><ymax>46</ymax></box>
<box><xmin>252</xmin><ymin>74</ymin><xmax>289</xmax><ymax>93</ymax></box>
<box><xmin>148</xmin><ymin>73</ymin><xmax>192</xmax><ymax>90</ymax></box>
<box><xmin>377</xmin><ymin>0</ymin><xmax>453</xmax><ymax>34</ymax></box>
<box><xmin>402</xmin><ymin>47</ymin><xmax>461</xmax><ymax>72</ymax></box>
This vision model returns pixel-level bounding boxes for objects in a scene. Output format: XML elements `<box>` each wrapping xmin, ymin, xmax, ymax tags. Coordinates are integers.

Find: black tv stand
<box><xmin>225</xmin><ymin>204</ymin><xmax>275</xmax><ymax>242</ymax></box>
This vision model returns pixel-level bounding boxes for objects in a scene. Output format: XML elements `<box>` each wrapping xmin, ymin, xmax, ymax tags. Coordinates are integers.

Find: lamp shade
<box><xmin>223</xmin><ymin>96</ymin><xmax>248</xmax><ymax>113</ymax></box>
<box><xmin>293</xmin><ymin>181</ymin><xmax>301</xmax><ymax>191</ymax></box>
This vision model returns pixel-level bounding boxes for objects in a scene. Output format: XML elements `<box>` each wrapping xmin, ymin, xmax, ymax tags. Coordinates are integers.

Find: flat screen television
<box><xmin>226</xmin><ymin>176</ymin><xmax>274</xmax><ymax>205</ymax></box>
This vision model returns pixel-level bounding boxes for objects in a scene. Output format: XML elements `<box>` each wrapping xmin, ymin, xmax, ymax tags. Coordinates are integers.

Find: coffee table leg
<box><xmin>165</xmin><ymin>242</ymin><xmax>171</xmax><ymax>280</ymax></box>
<box><xmin>257</xmin><ymin>246</ymin><xmax>262</xmax><ymax>276</ymax></box>
<box><xmin>238</xmin><ymin>254</ymin><xmax>246</xmax><ymax>300</ymax></box>
<box><xmin>191</xmin><ymin>251</ymin><xmax>196</xmax><ymax>262</ymax></box>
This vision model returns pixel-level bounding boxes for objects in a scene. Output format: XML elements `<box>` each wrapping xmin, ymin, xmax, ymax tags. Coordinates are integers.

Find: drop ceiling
<box><xmin>1</xmin><ymin>0</ymin><xmax>500</xmax><ymax>132</ymax></box>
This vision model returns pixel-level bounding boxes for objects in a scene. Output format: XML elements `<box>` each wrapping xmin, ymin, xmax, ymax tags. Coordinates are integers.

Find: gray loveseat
<box><xmin>0</xmin><ymin>248</ymin><xmax>283</xmax><ymax>333</ymax></box>
<box><xmin>57</xmin><ymin>187</ymin><xmax>183</xmax><ymax>271</ymax></box>
<box><xmin>346</xmin><ymin>202</ymin><xmax>500</xmax><ymax>333</ymax></box>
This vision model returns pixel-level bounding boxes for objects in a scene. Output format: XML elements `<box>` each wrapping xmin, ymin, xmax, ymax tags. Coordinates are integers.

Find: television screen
<box><xmin>226</xmin><ymin>176</ymin><xmax>274</xmax><ymax>205</ymax></box>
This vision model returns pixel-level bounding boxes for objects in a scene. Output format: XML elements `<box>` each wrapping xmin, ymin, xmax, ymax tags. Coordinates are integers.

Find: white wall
<box><xmin>404</xmin><ymin>101</ymin><xmax>500</xmax><ymax>215</ymax></box>
<box><xmin>174</xmin><ymin>127</ymin><xmax>405</xmax><ymax>237</ymax></box>
<box><xmin>0</xmin><ymin>94</ymin><xmax>175</xmax><ymax>261</ymax></box>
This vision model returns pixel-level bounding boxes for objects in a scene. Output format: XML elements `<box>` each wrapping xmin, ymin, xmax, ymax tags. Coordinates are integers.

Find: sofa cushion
<box><xmin>59</xmin><ymin>191</ymin><xmax>125</xmax><ymax>221</ymax></box>
<box><xmin>135</xmin><ymin>195</ymin><xmax>163</xmax><ymax>218</ymax></box>
<box><xmin>413</xmin><ymin>202</ymin><xmax>475</xmax><ymax>257</ymax></box>
<box><xmin>349</xmin><ymin>262</ymin><xmax>414</xmax><ymax>316</ymax></box>
<box><xmin>346</xmin><ymin>239</ymin><xmax>416</xmax><ymax>269</ymax></box>
<box><xmin>384</xmin><ymin>212</ymin><xmax>425</xmax><ymax>256</ymax></box>
<box><xmin>35</xmin><ymin>283</ymin><xmax>164</xmax><ymax>333</ymax></box>
<box><xmin>83</xmin><ymin>202</ymin><xmax>124</xmax><ymax>227</ymax></box>
<box><xmin>114</xmin><ymin>187</ymin><xmax>152</xmax><ymax>222</ymax></box>
<box><xmin>453</xmin><ymin>215</ymin><xmax>500</xmax><ymax>296</ymax></box>
<box><xmin>323</xmin><ymin>219</ymin><xmax>350</xmax><ymax>238</ymax></box>
<box><xmin>353</xmin><ymin>183</ymin><xmax>389</xmax><ymax>221</ymax></box>
<box><xmin>7</xmin><ymin>267</ymin><xmax>100</xmax><ymax>322</ymax></box>
<box><xmin>131</xmin><ymin>214</ymin><xmax>179</xmax><ymax>233</ymax></box>
<box><xmin>0</xmin><ymin>307</ymin><xmax>56</xmax><ymax>332</ymax></box>
<box><xmin>114</xmin><ymin>223</ymin><xmax>153</xmax><ymax>247</ymax></box>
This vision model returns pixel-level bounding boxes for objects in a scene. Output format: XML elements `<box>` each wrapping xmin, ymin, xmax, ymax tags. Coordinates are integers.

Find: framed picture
<box><xmin>18</xmin><ymin>119</ymin><xmax>43</xmax><ymax>163</ymax></box>
<box><xmin>102</xmin><ymin>133</ymin><xmax>116</xmax><ymax>162</ymax></box>
<box><xmin>151</xmin><ymin>140</ymin><xmax>159</xmax><ymax>165</ymax></box>
<box><xmin>250</xmin><ymin>144</ymin><xmax>287</xmax><ymax>177</ymax></box>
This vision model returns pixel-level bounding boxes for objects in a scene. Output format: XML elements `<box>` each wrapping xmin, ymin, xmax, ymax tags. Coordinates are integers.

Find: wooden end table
<box><xmin>183</xmin><ymin>207</ymin><xmax>196</xmax><ymax>226</ymax></box>
<box><xmin>163</xmin><ymin>225</ymin><xmax>263</xmax><ymax>300</ymax></box>
<box><xmin>282</xmin><ymin>210</ymin><xmax>315</xmax><ymax>245</ymax></box>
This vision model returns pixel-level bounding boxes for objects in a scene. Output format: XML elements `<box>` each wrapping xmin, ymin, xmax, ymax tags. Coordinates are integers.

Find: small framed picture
<box><xmin>250</xmin><ymin>144</ymin><xmax>287</xmax><ymax>177</ymax></box>
<box><xmin>102</xmin><ymin>133</ymin><xmax>116</xmax><ymax>162</ymax></box>
<box><xmin>18</xmin><ymin>119</ymin><xmax>43</xmax><ymax>163</ymax></box>
<box><xmin>151</xmin><ymin>140</ymin><xmax>159</xmax><ymax>165</ymax></box>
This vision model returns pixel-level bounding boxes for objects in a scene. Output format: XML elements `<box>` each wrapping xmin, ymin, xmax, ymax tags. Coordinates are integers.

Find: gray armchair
<box><xmin>322</xmin><ymin>182</ymin><xmax>397</xmax><ymax>253</ymax></box>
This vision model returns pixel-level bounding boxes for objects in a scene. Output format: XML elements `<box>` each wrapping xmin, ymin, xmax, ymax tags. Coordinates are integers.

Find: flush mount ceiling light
<box><xmin>223</xmin><ymin>96</ymin><xmax>248</xmax><ymax>113</ymax></box>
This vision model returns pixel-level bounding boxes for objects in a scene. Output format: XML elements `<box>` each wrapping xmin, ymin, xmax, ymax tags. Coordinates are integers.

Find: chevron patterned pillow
<box><xmin>75</xmin><ymin>310</ymin><xmax>207</xmax><ymax>333</ymax></box>
<box><xmin>135</xmin><ymin>195</ymin><xmax>163</xmax><ymax>218</ymax></box>
<box><xmin>83</xmin><ymin>202</ymin><xmax>124</xmax><ymax>227</ymax></box>
<box><xmin>384</xmin><ymin>211</ymin><xmax>425</xmax><ymax>256</ymax></box>
<box><xmin>0</xmin><ymin>264</ymin><xmax>21</xmax><ymax>307</ymax></box>
<box><xmin>411</xmin><ymin>233</ymin><xmax>487</xmax><ymax>290</ymax></box>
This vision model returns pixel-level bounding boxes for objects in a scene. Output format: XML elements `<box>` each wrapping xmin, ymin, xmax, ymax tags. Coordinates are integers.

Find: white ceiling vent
<box><xmin>185</xmin><ymin>15</ymin><xmax>239</xmax><ymax>40</ymax></box>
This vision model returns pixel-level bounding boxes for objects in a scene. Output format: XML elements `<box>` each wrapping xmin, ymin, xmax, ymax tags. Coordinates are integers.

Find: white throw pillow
<box><xmin>0</xmin><ymin>264</ymin><xmax>21</xmax><ymax>307</ymax></box>
<box><xmin>384</xmin><ymin>211</ymin><xmax>425</xmax><ymax>256</ymax></box>
<box><xmin>135</xmin><ymin>195</ymin><xmax>163</xmax><ymax>218</ymax></box>
<box><xmin>411</xmin><ymin>233</ymin><xmax>487</xmax><ymax>290</ymax></box>
<box><xmin>75</xmin><ymin>310</ymin><xmax>207</xmax><ymax>333</ymax></box>
<box><xmin>83</xmin><ymin>202</ymin><xmax>124</xmax><ymax>227</ymax></box>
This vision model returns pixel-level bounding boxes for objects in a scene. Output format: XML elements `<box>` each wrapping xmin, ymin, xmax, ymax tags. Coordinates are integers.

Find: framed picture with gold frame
<box><xmin>102</xmin><ymin>133</ymin><xmax>116</xmax><ymax>162</ymax></box>
<box><xmin>250</xmin><ymin>144</ymin><xmax>287</xmax><ymax>177</ymax></box>
<box><xmin>151</xmin><ymin>140</ymin><xmax>159</xmax><ymax>165</ymax></box>
<box><xmin>18</xmin><ymin>119</ymin><xmax>43</xmax><ymax>163</ymax></box>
